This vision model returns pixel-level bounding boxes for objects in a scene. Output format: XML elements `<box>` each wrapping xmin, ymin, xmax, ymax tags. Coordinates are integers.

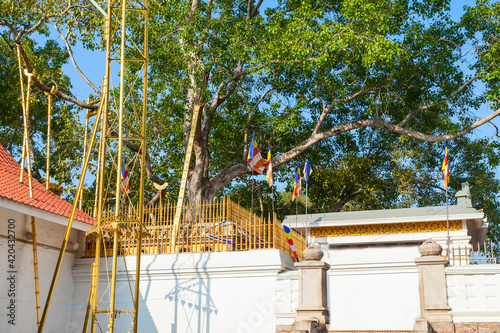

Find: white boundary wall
<box><xmin>0</xmin><ymin>208</ymin><xmax>78</xmax><ymax>333</ymax></box>
<box><xmin>447</xmin><ymin>265</ymin><xmax>500</xmax><ymax>322</ymax></box>
<box><xmin>274</xmin><ymin>243</ymin><xmax>422</xmax><ymax>330</ymax></box>
<box><xmin>71</xmin><ymin>249</ymin><xmax>294</xmax><ymax>333</ymax></box>
<box><xmin>324</xmin><ymin>243</ymin><xmax>421</xmax><ymax>330</ymax></box>
<box><xmin>275</xmin><ymin>269</ymin><xmax>299</xmax><ymax>327</ymax></box>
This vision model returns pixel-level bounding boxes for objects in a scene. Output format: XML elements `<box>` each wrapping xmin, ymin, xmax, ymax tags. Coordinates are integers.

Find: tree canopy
<box><xmin>1</xmin><ymin>0</ymin><xmax>500</xmax><ymax>247</ymax></box>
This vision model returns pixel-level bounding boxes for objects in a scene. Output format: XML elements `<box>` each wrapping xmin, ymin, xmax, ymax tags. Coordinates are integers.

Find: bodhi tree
<box><xmin>1</xmin><ymin>0</ymin><xmax>499</xmax><ymax>207</ymax></box>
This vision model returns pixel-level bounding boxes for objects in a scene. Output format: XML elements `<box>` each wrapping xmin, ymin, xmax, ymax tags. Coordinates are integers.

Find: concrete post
<box><xmin>414</xmin><ymin>238</ymin><xmax>452</xmax><ymax>332</ymax></box>
<box><xmin>292</xmin><ymin>243</ymin><xmax>330</xmax><ymax>333</ymax></box>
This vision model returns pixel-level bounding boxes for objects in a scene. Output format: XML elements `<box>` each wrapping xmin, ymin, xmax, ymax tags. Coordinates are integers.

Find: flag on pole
<box><xmin>247</xmin><ymin>133</ymin><xmax>268</xmax><ymax>174</ymax></box>
<box><xmin>292</xmin><ymin>164</ymin><xmax>302</xmax><ymax>201</ymax></box>
<box><xmin>121</xmin><ymin>158</ymin><xmax>130</xmax><ymax>194</ymax></box>
<box><xmin>303</xmin><ymin>160</ymin><xmax>312</xmax><ymax>184</ymax></box>
<box><xmin>442</xmin><ymin>141</ymin><xmax>449</xmax><ymax>188</ymax></box>
<box><xmin>283</xmin><ymin>224</ymin><xmax>299</xmax><ymax>262</ymax></box>
<box><xmin>266</xmin><ymin>144</ymin><xmax>273</xmax><ymax>187</ymax></box>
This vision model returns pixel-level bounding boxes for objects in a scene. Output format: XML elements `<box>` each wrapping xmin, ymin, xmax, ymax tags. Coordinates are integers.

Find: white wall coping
<box><xmin>328</xmin><ymin>262</ymin><xmax>419</xmax><ymax>276</ymax></box>
<box><xmin>73</xmin><ymin>249</ymin><xmax>296</xmax><ymax>283</ymax></box>
<box><xmin>446</xmin><ymin>265</ymin><xmax>500</xmax><ymax>275</ymax></box>
<box><xmin>449</xmin><ymin>311</ymin><xmax>500</xmax><ymax>323</ymax></box>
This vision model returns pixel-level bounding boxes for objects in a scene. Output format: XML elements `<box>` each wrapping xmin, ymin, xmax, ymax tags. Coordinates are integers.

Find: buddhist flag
<box><xmin>266</xmin><ymin>144</ymin><xmax>273</xmax><ymax>187</ymax></box>
<box><xmin>283</xmin><ymin>224</ymin><xmax>299</xmax><ymax>262</ymax></box>
<box><xmin>292</xmin><ymin>164</ymin><xmax>302</xmax><ymax>201</ymax></box>
<box><xmin>303</xmin><ymin>160</ymin><xmax>312</xmax><ymax>184</ymax></box>
<box><xmin>442</xmin><ymin>141</ymin><xmax>449</xmax><ymax>188</ymax></box>
<box><xmin>121</xmin><ymin>158</ymin><xmax>130</xmax><ymax>194</ymax></box>
<box><xmin>247</xmin><ymin>133</ymin><xmax>268</xmax><ymax>174</ymax></box>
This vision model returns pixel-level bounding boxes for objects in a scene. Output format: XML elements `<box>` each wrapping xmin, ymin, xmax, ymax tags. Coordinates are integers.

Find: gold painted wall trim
<box><xmin>311</xmin><ymin>220</ymin><xmax>462</xmax><ymax>238</ymax></box>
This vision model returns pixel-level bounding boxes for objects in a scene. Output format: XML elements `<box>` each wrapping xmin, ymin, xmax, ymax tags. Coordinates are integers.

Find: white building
<box><xmin>0</xmin><ymin>143</ymin><xmax>95</xmax><ymax>333</ymax></box>
<box><xmin>281</xmin><ymin>182</ymin><xmax>497</xmax><ymax>331</ymax></box>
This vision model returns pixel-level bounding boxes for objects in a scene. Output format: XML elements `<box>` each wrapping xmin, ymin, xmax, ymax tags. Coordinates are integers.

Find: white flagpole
<box><xmin>295</xmin><ymin>165</ymin><xmax>298</xmax><ymax>230</ymax></box>
<box><xmin>444</xmin><ymin>141</ymin><xmax>450</xmax><ymax>263</ymax></box>
<box><xmin>250</xmin><ymin>172</ymin><xmax>254</xmax><ymax>217</ymax></box>
<box><xmin>268</xmin><ymin>144</ymin><xmax>274</xmax><ymax>218</ymax></box>
<box><xmin>305</xmin><ymin>180</ymin><xmax>309</xmax><ymax>247</ymax></box>
<box><xmin>271</xmin><ymin>185</ymin><xmax>275</xmax><ymax>217</ymax></box>
<box><xmin>295</xmin><ymin>193</ymin><xmax>298</xmax><ymax>230</ymax></box>
<box><xmin>446</xmin><ymin>187</ymin><xmax>450</xmax><ymax>263</ymax></box>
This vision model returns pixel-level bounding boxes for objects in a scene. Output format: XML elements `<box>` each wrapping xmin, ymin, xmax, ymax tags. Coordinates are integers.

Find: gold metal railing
<box><xmin>84</xmin><ymin>196</ymin><xmax>305</xmax><ymax>261</ymax></box>
<box><xmin>449</xmin><ymin>240</ymin><xmax>497</xmax><ymax>265</ymax></box>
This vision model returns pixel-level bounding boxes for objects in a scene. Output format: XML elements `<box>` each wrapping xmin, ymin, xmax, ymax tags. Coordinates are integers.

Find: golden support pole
<box><xmin>85</xmin><ymin>93</ymin><xmax>106</xmax><ymax>333</ymax></box>
<box><xmin>88</xmin><ymin>233</ymin><xmax>101</xmax><ymax>333</ymax></box>
<box><xmin>108</xmin><ymin>227</ymin><xmax>120</xmax><ymax>332</ymax></box>
<box><xmin>37</xmin><ymin>103</ymin><xmax>103</xmax><ymax>333</ymax></box>
<box><xmin>82</xmin><ymin>262</ymin><xmax>96</xmax><ymax>333</ymax></box>
<box><xmin>31</xmin><ymin>216</ymin><xmax>41</xmax><ymax>327</ymax></box>
<box><xmin>108</xmin><ymin>1</ymin><xmax>128</xmax><ymax>330</ymax></box>
<box><xmin>170</xmin><ymin>103</ymin><xmax>203</xmax><ymax>252</ymax></box>
<box><xmin>86</xmin><ymin>96</ymin><xmax>107</xmax><ymax>333</ymax></box>
<box><xmin>80</xmin><ymin>104</ymin><xmax>90</xmax><ymax>210</ymax></box>
<box><xmin>15</xmin><ymin>44</ymin><xmax>27</xmax><ymax>183</ymax></box>
<box><xmin>93</xmin><ymin>81</ymin><xmax>106</xmax><ymax>220</ymax></box>
<box><xmin>93</xmin><ymin>143</ymin><xmax>102</xmax><ymax>219</ymax></box>
<box><xmin>21</xmin><ymin>69</ymin><xmax>35</xmax><ymax>198</ymax></box>
<box><xmin>45</xmin><ymin>89</ymin><xmax>55</xmax><ymax>190</ymax></box>
<box><xmin>89</xmin><ymin>1</ymin><xmax>114</xmax><ymax>329</ymax></box>
<box><xmin>132</xmin><ymin>1</ymin><xmax>148</xmax><ymax>329</ymax></box>
<box><xmin>91</xmin><ymin>93</ymin><xmax>108</xmax><ymax>333</ymax></box>
<box><xmin>86</xmin><ymin>92</ymin><xmax>107</xmax><ymax>333</ymax></box>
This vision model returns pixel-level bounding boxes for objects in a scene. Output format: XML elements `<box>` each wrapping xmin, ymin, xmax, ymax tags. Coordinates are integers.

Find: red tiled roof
<box><xmin>0</xmin><ymin>143</ymin><xmax>95</xmax><ymax>225</ymax></box>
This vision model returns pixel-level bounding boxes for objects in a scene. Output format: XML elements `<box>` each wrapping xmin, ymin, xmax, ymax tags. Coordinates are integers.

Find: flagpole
<box><xmin>294</xmin><ymin>164</ymin><xmax>299</xmax><ymax>231</ymax></box>
<box><xmin>446</xmin><ymin>187</ymin><xmax>450</xmax><ymax>263</ymax></box>
<box><xmin>271</xmin><ymin>186</ymin><xmax>275</xmax><ymax>217</ymax></box>
<box><xmin>305</xmin><ymin>181</ymin><xmax>308</xmax><ymax>247</ymax></box>
<box><xmin>295</xmin><ymin>194</ymin><xmax>298</xmax><ymax>230</ymax></box>
<box><xmin>250</xmin><ymin>171</ymin><xmax>254</xmax><ymax>219</ymax></box>
<box><xmin>267</xmin><ymin>143</ymin><xmax>274</xmax><ymax>219</ymax></box>
<box><xmin>303</xmin><ymin>161</ymin><xmax>311</xmax><ymax>247</ymax></box>
<box><xmin>250</xmin><ymin>133</ymin><xmax>255</xmax><ymax>221</ymax></box>
<box><xmin>442</xmin><ymin>140</ymin><xmax>450</xmax><ymax>263</ymax></box>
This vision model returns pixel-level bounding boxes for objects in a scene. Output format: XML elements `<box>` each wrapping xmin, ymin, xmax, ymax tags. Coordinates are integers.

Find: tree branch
<box><xmin>17</xmin><ymin>43</ymin><xmax>98</xmax><ymax>110</ymax></box>
<box><xmin>332</xmin><ymin>189</ymin><xmax>361</xmax><ymax>212</ymax></box>
<box><xmin>313</xmin><ymin>88</ymin><xmax>377</xmax><ymax>134</ymax></box>
<box><xmin>243</xmin><ymin>87</ymin><xmax>274</xmax><ymax>161</ymax></box>
<box><xmin>373</xmin><ymin>105</ymin><xmax>500</xmax><ymax>142</ymax></box>
<box><xmin>204</xmin><ymin>100</ymin><xmax>500</xmax><ymax>201</ymax></box>
<box><xmin>398</xmin><ymin>66</ymin><xmax>492</xmax><ymax>126</ymax></box>
<box><xmin>188</xmin><ymin>0</ymin><xmax>201</xmax><ymax>22</ymax></box>
<box><xmin>14</xmin><ymin>15</ymin><xmax>47</xmax><ymax>43</ymax></box>
<box><xmin>50</xmin><ymin>19</ymin><xmax>101</xmax><ymax>97</ymax></box>
<box><xmin>251</xmin><ymin>0</ymin><xmax>264</xmax><ymax>18</ymax></box>
<box><xmin>488</xmin><ymin>120</ymin><xmax>500</xmax><ymax>139</ymax></box>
